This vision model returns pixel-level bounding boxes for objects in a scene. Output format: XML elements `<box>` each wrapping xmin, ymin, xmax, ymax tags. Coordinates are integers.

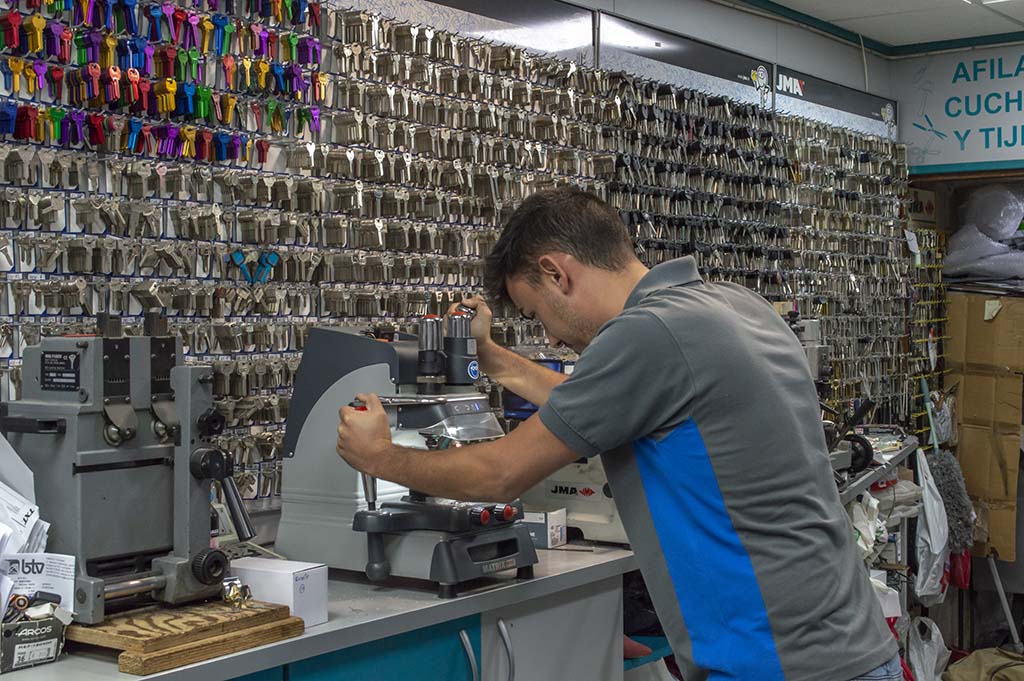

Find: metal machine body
<box><xmin>2</xmin><ymin>315</ymin><xmax>253</xmax><ymax>623</ymax></box>
<box><xmin>277</xmin><ymin>318</ymin><xmax>537</xmax><ymax>597</ymax></box>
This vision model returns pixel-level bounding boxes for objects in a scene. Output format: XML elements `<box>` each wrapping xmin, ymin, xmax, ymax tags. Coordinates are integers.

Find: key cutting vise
<box><xmin>277</xmin><ymin>313</ymin><xmax>537</xmax><ymax>598</ymax></box>
<box><xmin>1</xmin><ymin>313</ymin><xmax>255</xmax><ymax>624</ymax></box>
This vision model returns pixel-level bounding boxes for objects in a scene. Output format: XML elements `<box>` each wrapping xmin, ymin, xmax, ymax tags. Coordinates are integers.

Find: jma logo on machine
<box><xmin>549</xmin><ymin>484</ymin><xmax>596</xmax><ymax>498</ymax></box>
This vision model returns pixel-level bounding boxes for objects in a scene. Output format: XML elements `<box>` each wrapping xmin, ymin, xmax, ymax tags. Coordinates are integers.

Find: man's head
<box><xmin>484</xmin><ymin>187</ymin><xmax>646</xmax><ymax>352</ymax></box>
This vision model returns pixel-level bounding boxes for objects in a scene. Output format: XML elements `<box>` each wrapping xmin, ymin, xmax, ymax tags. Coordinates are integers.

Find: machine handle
<box><xmin>459</xmin><ymin>629</ymin><xmax>479</xmax><ymax>681</ymax></box>
<box><xmin>352</xmin><ymin>396</ymin><xmax>448</xmax><ymax>407</ymax></box>
<box><xmin>220</xmin><ymin>475</ymin><xmax>258</xmax><ymax>543</ymax></box>
<box><xmin>191</xmin><ymin>448</ymin><xmax>257</xmax><ymax>543</ymax></box>
<box><xmin>0</xmin><ymin>416</ymin><xmax>66</xmax><ymax>435</ymax></box>
<box><xmin>497</xmin><ymin>618</ymin><xmax>515</xmax><ymax>681</ymax></box>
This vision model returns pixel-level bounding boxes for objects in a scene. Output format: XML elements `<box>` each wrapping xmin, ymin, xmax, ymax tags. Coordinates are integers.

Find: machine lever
<box><xmin>0</xmin><ymin>416</ymin><xmax>66</xmax><ymax>435</ymax></box>
<box><xmin>190</xmin><ymin>448</ymin><xmax>257</xmax><ymax>543</ymax></box>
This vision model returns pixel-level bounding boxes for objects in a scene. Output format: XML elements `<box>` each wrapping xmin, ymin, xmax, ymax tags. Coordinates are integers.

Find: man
<box><xmin>336</xmin><ymin>187</ymin><xmax>901</xmax><ymax>681</ymax></box>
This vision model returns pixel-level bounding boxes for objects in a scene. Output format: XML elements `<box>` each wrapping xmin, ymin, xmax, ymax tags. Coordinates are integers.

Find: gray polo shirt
<box><xmin>538</xmin><ymin>257</ymin><xmax>896</xmax><ymax>681</ymax></box>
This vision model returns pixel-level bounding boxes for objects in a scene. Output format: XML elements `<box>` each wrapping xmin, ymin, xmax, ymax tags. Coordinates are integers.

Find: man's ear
<box><xmin>537</xmin><ymin>254</ymin><xmax>571</xmax><ymax>295</ymax></box>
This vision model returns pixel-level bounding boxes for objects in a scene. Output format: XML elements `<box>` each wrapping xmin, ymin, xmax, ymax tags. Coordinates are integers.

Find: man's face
<box><xmin>506</xmin><ymin>274</ymin><xmax>602</xmax><ymax>353</ymax></box>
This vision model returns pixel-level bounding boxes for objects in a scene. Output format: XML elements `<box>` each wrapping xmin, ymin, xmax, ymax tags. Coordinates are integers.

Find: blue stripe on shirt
<box><xmin>633</xmin><ymin>419</ymin><xmax>785</xmax><ymax>680</ymax></box>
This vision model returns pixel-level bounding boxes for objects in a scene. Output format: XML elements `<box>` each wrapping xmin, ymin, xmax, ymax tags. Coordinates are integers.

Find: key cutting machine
<box><xmin>277</xmin><ymin>313</ymin><xmax>537</xmax><ymax>597</ymax></box>
<box><xmin>1</xmin><ymin>313</ymin><xmax>256</xmax><ymax>623</ymax></box>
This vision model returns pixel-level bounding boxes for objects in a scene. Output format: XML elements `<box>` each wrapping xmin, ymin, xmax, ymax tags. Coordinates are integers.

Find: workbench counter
<box><xmin>16</xmin><ymin>546</ymin><xmax>637</xmax><ymax>681</ymax></box>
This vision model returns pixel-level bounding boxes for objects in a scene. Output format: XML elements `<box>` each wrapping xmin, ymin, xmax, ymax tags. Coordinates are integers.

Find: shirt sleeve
<box><xmin>537</xmin><ymin>310</ymin><xmax>694</xmax><ymax>458</ymax></box>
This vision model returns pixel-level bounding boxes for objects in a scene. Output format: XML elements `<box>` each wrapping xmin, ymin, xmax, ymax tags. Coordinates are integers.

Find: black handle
<box><xmin>221</xmin><ymin>475</ymin><xmax>258</xmax><ymax>543</ymax></box>
<box><xmin>365</xmin><ymin>532</ymin><xmax>391</xmax><ymax>582</ymax></box>
<box><xmin>0</xmin><ymin>417</ymin><xmax>66</xmax><ymax>435</ymax></box>
<box><xmin>190</xmin><ymin>448</ymin><xmax>257</xmax><ymax>543</ymax></box>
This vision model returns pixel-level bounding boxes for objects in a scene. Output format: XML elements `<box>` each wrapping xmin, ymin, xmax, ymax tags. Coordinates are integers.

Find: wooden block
<box><xmin>117</xmin><ymin>617</ymin><xmax>304</xmax><ymax>676</ymax></box>
<box><xmin>67</xmin><ymin>601</ymin><xmax>291</xmax><ymax>653</ymax></box>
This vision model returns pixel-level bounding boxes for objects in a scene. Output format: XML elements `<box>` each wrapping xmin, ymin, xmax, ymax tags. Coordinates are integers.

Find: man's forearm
<box><xmin>375</xmin><ymin>442</ymin><xmax>513</xmax><ymax>502</ymax></box>
<box><xmin>478</xmin><ymin>341</ymin><xmax>565</xmax><ymax>406</ymax></box>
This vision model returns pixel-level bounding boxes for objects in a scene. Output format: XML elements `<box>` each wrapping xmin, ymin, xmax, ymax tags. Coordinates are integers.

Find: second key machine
<box><xmin>278</xmin><ymin>312</ymin><xmax>537</xmax><ymax>597</ymax></box>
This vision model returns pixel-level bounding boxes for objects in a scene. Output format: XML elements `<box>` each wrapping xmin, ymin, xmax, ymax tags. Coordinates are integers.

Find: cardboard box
<box><xmin>0</xmin><ymin>616</ymin><xmax>65</xmax><ymax>673</ymax></box>
<box><xmin>523</xmin><ymin>509</ymin><xmax>567</xmax><ymax>549</ymax></box>
<box><xmin>948</xmin><ymin>293</ymin><xmax>1024</xmax><ymax>371</ymax></box>
<box><xmin>948</xmin><ymin>292</ymin><xmax>1024</xmax><ymax>562</ymax></box>
<box><xmin>229</xmin><ymin>558</ymin><xmax>327</xmax><ymax>627</ymax></box>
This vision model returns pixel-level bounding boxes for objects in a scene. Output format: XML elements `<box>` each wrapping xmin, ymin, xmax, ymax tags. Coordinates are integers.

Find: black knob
<box><xmin>191</xmin><ymin>548</ymin><xmax>228</xmax><ymax>585</ymax></box>
<box><xmin>197</xmin><ymin>409</ymin><xmax>225</xmax><ymax>438</ymax></box>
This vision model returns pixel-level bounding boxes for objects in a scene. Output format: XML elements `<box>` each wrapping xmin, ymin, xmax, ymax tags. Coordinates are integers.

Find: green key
<box><xmin>50</xmin><ymin>108</ymin><xmax>66</xmax><ymax>143</ymax></box>
<box><xmin>222</xmin><ymin>22</ymin><xmax>235</xmax><ymax>56</ymax></box>
<box><xmin>176</xmin><ymin>49</ymin><xmax>188</xmax><ymax>81</ymax></box>
<box><xmin>287</xmin><ymin>34</ymin><xmax>298</xmax><ymax>63</ymax></box>
<box><xmin>188</xmin><ymin>47</ymin><xmax>200</xmax><ymax>81</ymax></box>
<box><xmin>196</xmin><ymin>86</ymin><xmax>212</xmax><ymax>119</ymax></box>
<box><xmin>74</xmin><ymin>33</ymin><xmax>88</xmax><ymax>65</ymax></box>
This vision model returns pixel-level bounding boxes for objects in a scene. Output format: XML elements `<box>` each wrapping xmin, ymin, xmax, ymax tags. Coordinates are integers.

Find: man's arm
<box><xmin>450</xmin><ymin>297</ymin><xmax>565</xmax><ymax>406</ymax></box>
<box><xmin>477</xmin><ymin>341</ymin><xmax>565</xmax><ymax>407</ymax></box>
<box><xmin>337</xmin><ymin>394</ymin><xmax>579</xmax><ymax>501</ymax></box>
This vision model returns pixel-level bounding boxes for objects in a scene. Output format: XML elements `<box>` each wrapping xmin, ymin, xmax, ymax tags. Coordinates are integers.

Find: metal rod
<box><xmin>987</xmin><ymin>555</ymin><xmax>1023</xmax><ymax>653</ymax></box>
<box><xmin>104</xmin><ymin>575</ymin><xmax>167</xmax><ymax>600</ymax></box>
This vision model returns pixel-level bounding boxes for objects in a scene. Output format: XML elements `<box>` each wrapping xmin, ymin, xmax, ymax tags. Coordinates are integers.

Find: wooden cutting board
<box><xmin>117</xmin><ymin>616</ymin><xmax>304</xmax><ymax>675</ymax></box>
<box><xmin>66</xmin><ymin>600</ymin><xmax>292</xmax><ymax>654</ymax></box>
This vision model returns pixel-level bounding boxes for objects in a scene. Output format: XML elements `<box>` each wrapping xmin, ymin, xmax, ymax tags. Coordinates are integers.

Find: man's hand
<box><xmin>448</xmin><ymin>296</ymin><xmax>493</xmax><ymax>347</ymax></box>
<box><xmin>336</xmin><ymin>393</ymin><xmax>392</xmax><ymax>476</ymax></box>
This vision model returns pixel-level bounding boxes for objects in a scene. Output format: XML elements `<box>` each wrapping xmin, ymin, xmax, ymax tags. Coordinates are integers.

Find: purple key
<box><xmin>310</xmin><ymin>106</ymin><xmax>320</xmax><ymax>132</ymax></box>
<box><xmin>166</xmin><ymin>125</ymin><xmax>179</xmax><ymax>155</ymax></box>
<box><xmin>154</xmin><ymin>125</ymin><xmax>167</xmax><ymax>154</ymax></box>
<box><xmin>70</xmin><ymin>111</ymin><xmax>86</xmax><ymax>144</ymax></box>
<box><xmin>33</xmin><ymin>61</ymin><xmax>47</xmax><ymax>90</ymax></box>
<box><xmin>143</xmin><ymin>43</ymin><xmax>155</xmax><ymax>76</ymax></box>
<box><xmin>259</xmin><ymin>29</ymin><xmax>268</xmax><ymax>56</ymax></box>
<box><xmin>289</xmin><ymin>63</ymin><xmax>302</xmax><ymax>91</ymax></box>
<box><xmin>187</xmin><ymin>13</ymin><xmax>200</xmax><ymax>48</ymax></box>
<box><xmin>228</xmin><ymin>134</ymin><xmax>241</xmax><ymax>160</ymax></box>
<box><xmin>162</xmin><ymin>3</ymin><xmax>177</xmax><ymax>42</ymax></box>
<box><xmin>46</xmin><ymin>22</ymin><xmax>64</xmax><ymax>57</ymax></box>
<box><xmin>87</xmin><ymin>29</ymin><xmax>103</xmax><ymax>62</ymax></box>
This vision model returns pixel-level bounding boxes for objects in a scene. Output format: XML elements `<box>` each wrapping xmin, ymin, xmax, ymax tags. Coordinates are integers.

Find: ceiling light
<box><xmin>983</xmin><ymin>0</ymin><xmax>1018</xmax><ymax>4</ymax></box>
<box><xmin>963</xmin><ymin>0</ymin><xmax>972</xmax><ymax>3</ymax></box>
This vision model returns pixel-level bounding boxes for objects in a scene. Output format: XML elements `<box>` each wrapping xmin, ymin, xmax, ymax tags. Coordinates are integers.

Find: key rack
<box><xmin>0</xmin><ymin>0</ymin><xmax>916</xmax><ymax>514</ymax></box>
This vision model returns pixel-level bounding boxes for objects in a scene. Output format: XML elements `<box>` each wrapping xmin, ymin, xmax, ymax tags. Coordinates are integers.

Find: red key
<box><xmin>87</xmin><ymin>62</ymin><xmax>101</xmax><ymax>99</ymax></box>
<box><xmin>138</xmin><ymin>77</ymin><xmax>151</xmax><ymax>111</ymax></box>
<box><xmin>126</xmin><ymin>67</ymin><xmax>139</xmax><ymax>101</ymax></box>
<box><xmin>106</xmin><ymin>65</ymin><xmax>121</xmax><ymax>102</ymax></box>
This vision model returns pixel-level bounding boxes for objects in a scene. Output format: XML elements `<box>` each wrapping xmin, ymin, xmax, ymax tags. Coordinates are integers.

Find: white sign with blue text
<box><xmin>895</xmin><ymin>46</ymin><xmax>1024</xmax><ymax>173</ymax></box>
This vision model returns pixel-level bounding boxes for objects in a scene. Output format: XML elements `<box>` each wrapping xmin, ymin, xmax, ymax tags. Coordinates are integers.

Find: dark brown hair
<box><xmin>484</xmin><ymin>187</ymin><xmax>634</xmax><ymax>307</ymax></box>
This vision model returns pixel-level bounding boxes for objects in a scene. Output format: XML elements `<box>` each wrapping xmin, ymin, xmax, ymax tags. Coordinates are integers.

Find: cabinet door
<box><xmin>288</xmin><ymin>615</ymin><xmax>481</xmax><ymax>681</ymax></box>
<box><xmin>481</xmin><ymin>576</ymin><xmax>623</xmax><ymax>681</ymax></box>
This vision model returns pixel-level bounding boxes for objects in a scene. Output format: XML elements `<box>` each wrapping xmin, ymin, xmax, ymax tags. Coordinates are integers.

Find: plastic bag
<box><xmin>915</xmin><ymin>450</ymin><xmax>951</xmax><ymax>607</ymax></box>
<box><xmin>850</xmin><ymin>492</ymin><xmax>884</xmax><ymax>559</ymax></box>
<box><xmin>962</xmin><ymin>185</ymin><xmax>1024</xmax><ymax>240</ymax></box>
<box><xmin>910</xmin><ymin>617</ymin><xmax>950</xmax><ymax>681</ymax></box>
<box><xmin>944</xmin><ymin>223</ymin><xmax>1012</xmax><ymax>268</ymax></box>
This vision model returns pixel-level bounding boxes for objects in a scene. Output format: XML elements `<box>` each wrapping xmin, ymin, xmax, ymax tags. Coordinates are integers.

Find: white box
<box><xmin>229</xmin><ymin>558</ymin><xmax>328</xmax><ymax>627</ymax></box>
<box><xmin>523</xmin><ymin>509</ymin><xmax>567</xmax><ymax>549</ymax></box>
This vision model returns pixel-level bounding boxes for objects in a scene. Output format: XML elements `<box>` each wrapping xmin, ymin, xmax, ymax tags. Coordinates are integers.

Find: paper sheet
<box><xmin>0</xmin><ymin>481</ymin><xmax>41</xmax><ymax>554</ymax></box>
<box><xmin>0</xmin><ymin>554</ymin><xmax>76</xmax><ymax>612</ymax></box>
<box><xmin>0</xmin><ymin>435</ymin><xmax>34</xmax><ymax>503</ymax></box>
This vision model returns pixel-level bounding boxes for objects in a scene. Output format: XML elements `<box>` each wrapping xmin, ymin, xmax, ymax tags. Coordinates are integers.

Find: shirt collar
<box><xmin>625</xmin><ymin>256</ymin><xmax>703</xmax><ymax>308</ymax></box>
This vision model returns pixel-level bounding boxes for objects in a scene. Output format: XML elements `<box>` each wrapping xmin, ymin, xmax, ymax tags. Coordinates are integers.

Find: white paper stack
<box><xmin>0</xmin><ymin>480</ymin><xmax>47</xmax><ymax>555</ymax></box>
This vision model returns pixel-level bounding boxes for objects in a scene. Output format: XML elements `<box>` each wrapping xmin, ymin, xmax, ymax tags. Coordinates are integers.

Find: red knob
<box><xmin>502</xmin><ymin>505</ymin><xmax>515</xmax><ymax>521</ymax></box>
<box><xmin>471</xmin><ymin>508</ymin><xmax>491</xmax><ymax>526</ymax></box>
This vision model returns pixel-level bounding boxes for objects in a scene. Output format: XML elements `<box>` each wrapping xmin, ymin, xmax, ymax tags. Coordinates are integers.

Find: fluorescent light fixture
<box><xmin>963</xmin><ymin>0</ymin><xmax>972</xmax><ymax>3</ymax></box>
<box><xmin>983</xmin><ymin>0</ymin><xmax>1018</xmax><ymax>4</ymax></box>
<box><xmin>468</xmin><ymin>16</ymin><xmax>593</xmax><ymax>53</ymax></box>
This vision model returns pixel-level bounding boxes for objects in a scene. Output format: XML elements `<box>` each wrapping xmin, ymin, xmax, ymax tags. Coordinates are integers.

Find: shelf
<box><xmin>839</xmin><ymin>439</ymin><xmax>918</xmax><ymax>506</ymax></box>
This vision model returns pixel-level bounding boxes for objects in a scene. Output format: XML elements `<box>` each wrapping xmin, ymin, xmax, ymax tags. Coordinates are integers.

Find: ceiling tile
<box><xmin>832</xmin><ymin>5</ymin><xmax>1016</xmax><ymax>44</ymax></box>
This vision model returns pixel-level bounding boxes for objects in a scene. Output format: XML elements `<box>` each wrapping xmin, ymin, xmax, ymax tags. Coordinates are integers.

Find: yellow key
<box><xmin>8</xmin><ymin>58</ymin><xmax>24</xmax><ymax>94</ymax></box>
